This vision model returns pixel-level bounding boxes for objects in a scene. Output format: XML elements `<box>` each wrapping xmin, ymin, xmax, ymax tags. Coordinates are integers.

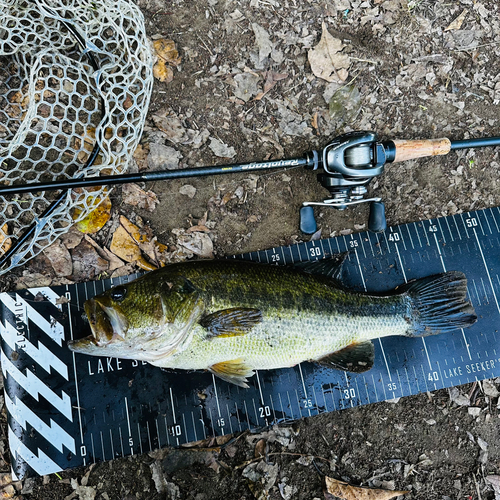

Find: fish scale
<box><xmin>1</xmin><ymin>207</ymin><xmax>500</xmax><ymax>479</ymax></box>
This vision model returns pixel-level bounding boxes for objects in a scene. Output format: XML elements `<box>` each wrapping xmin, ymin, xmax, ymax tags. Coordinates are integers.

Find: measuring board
<box><xmin>2</xmin><ymin>207</ymin><xmax>500</xmax><ymax>479</ymax></box>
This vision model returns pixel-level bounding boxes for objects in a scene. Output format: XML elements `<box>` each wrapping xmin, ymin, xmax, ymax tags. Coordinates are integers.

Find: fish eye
<box><xmin>110</xmin><ymin>286</ymin><xmax>127</xmax><ymax>302</ymax></box>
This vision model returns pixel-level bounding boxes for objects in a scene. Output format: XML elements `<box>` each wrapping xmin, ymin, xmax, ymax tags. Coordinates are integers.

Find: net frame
<box><xmin>0</xmin><ymin>0</ymin><xmax>154</xmax><ymax>273</ymax></box>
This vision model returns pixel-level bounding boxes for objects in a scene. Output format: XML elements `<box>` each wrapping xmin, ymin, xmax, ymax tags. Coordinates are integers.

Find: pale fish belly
<box><xmin>154</xmin><ymin>309</ymin><xmax>410</xmax><ymax>371</ymax></box>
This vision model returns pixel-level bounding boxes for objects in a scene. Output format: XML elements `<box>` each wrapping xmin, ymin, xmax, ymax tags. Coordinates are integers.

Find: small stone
<box><xmin>179</xmin><ymin>184</ymin><xmax>197</xmax><ymax>198</ymax></box>
<box><xmin>468</xmin><ymin>407</ymin><xmax>481</xmax><ymax>417</ymax></box>
<box><xmin>233</xmin><ymin>73</ymin><xmax>260</xmax><ymax>102</ymax></box>
<box><xmin>483</xmin><ymin>380</ymin><xmax>500</xmax><ymax>398</ymax></box>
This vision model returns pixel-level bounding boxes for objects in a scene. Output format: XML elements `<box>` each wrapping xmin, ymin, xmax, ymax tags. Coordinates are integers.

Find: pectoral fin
<box><xmin>200</xmin><ymin>308</ymin><xmax>263</xmax><ymax>338</ymax></box>
<box><xmin>209</xmin><ymin>359</ymin><xmax>254</xmax><ymax>388</ymax></box>
<box><xmin>314</xmin><ymin>341</ymin><xmax>374</xmax><ymax>373</ymax></box>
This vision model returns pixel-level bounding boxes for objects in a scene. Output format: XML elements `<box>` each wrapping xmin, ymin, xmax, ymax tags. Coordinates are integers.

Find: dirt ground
<box><xmin>2</xmin><ymin>0</ymin><xmax>500</xmax><ymax>499</ymax></box>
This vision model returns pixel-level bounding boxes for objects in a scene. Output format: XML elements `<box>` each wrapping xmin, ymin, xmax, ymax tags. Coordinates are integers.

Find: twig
<box><xmin>350</xmin><ymin>57</ymin><xmax>379</xmax><ymax>65</ymax></box>
<box><xmin>235</xmin><ymin>452</ymin><xmax>330</xmax><ymax>470</ymax></box>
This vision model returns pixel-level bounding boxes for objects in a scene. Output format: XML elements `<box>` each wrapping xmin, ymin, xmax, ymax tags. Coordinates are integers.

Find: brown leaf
<box><xmin>43</xmin><ymin>241</ymin><xmax>73</xmax><ymax>277</ymax></box>
<box><xmin>325</xmin><ymin>477</ymin><xmax>408</xmax><ymax>500</ymax></box>
<box><xmin>70</xmin><ymin>239</ymin><xmax>109</xmax><ymax>281</ymax></box>
<box><xmin>122</xmin><ymin>183</ymin><xmax>159</xmax><ymax>212</ymax></box>
<box><xmin>254</xmin><ymin>438</ymin><xmax>267</xmax><ymax>459</ymax></box>
<box><xmin>152</xmin><ymin>108</ymin><xmax>187</xmax><ymax>144</ymax></box>
<box><xmin>110</xmin><ymin>217</ymin><xmax>146</xmax><ymax>263</ymax></box>
<box><xmin>311</xmin><ymin>111</ymin><xmax>319</xmax><ymax>130</ymax></box>
<box><xmin>177</xmin><ymin>231</ymin><xmax>214</xmax><ymax>259</ymax></box>
<box><xmin>84</xmin><ymin>235</ymin><xmax>125</xmax><ymax>273</ymax></box>
<box><xmin>16</xmin><ymin>272</ymin><xmax>52</xmax><ymax>290</ymax></box>
<box><xmin>0</xmin><ymin>472</ymin><xmax>19</xmax><ymax>499</ymax></box>
<box><xmin>110</xmin><ymin>216</ymin><xmax>165</xmax><ymax>270</ymax></box>
<box><xmin>133</xmin><ymin>144</ymin><xmax>150</xmax><ymax>170</ymax></box>
<box><xmin>186</xmin><ymin>225</ymin><xmax>210</xmax><ymax>233</ymax></box>
<box><xmin>445</xmin><ymin>9</ymin><xmax>467</xmax><ymax>31</ymax></box>
<box><xmin>308</xmin><ymin>22</ymin><xmax>350</xmax><ymax>83</ymax></box>
<box><xmin>60</xmin><ymin>226</ymin><xmax>84</xmax><ymax>249</ymax></box>
<box><xmin>138</xmin><ymin>237</ymin><xmax>168</xmax><ymax>268</ymax></box>
<box><xmin>254</xmin><ymin>71</ymin><xmax>288</xmax><ymax>100</ymax></box>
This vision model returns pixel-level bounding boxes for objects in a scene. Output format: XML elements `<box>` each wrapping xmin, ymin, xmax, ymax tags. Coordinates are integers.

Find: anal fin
<box><xmin>209</xmin><ymin>358</ymin><xmax>254</xmax><ymax>388</ymax></box>
<box><xmin>314</xmin><ymin>341</ymin><xmax>374</xmax><ymax>373</ymax></box>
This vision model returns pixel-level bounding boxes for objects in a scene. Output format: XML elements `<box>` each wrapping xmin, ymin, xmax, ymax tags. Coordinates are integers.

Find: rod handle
<box><xmin>391</xmin><ymin>138</ymin><xmax>451</xmax><ymax>163</ymax></box>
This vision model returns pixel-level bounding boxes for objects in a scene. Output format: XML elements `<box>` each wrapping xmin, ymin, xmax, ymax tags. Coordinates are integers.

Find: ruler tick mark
<box><xmin>473</xmin><ymin>228</ymin><xmax>500</xmax><ymax>314</ymax></box>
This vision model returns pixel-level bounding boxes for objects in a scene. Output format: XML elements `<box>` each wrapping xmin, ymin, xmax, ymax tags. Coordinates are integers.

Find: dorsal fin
<box><xmin>292</xmin><ymin>252</ymin><xmax>348</xmax><ymax>282</ymax></box>
<box><xmin>313</xmin><ymin>341</ymin><xmax>374</xmax><ymax>373</ymax></box>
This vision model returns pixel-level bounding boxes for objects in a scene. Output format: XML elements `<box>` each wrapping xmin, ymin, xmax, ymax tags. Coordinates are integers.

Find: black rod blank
<box><xmin>0</xmin><ymin>157</ymin><xmax>313</xmax><ymax>195</ymax></box>
<box><xmin>450</xmin><ymin>136</ymin><xmax>500</xmax><ymax>150</ymax></box>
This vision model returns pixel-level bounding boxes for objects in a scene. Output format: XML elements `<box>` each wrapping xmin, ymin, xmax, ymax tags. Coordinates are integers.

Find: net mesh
<box><xmin>0</xmin><ymin>0</ymin><xmax>153</xmax><ymax>273</ymax></box>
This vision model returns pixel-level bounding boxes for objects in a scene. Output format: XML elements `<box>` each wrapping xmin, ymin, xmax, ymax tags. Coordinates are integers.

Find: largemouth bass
<box><xmin>68</xmin><ymin>258</ymin><xmax>477</xmax><ymax>387</ymax></box>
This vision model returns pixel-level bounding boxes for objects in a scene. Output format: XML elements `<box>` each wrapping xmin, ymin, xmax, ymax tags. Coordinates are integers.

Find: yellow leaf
<box><xmin>153</xmin><ymin>39</ymin><xmax>181</xmax><ymax>65</ymax></box>
<box><xmin>109</xmin><ymin>216</ymin><xmax>166</xmax><ymax>270</ymax></box>
<box><xmin>153</xmin><ymin>60</ymin><xmax>174</xmax><ymax>83</ymax></box>
<box><xmin>109</xmin><ymin>218</ymin><xmax>144</xmax><ymax>263</ymax></box>
<box><xmin>73</xmin><ymin>191</ymin><xmax>112</xmax><ymax>234</ymax></box>
<box><xmin>0</xmin><ymin>223</ymin><xmax>12</xmax><ymax>255</ymax></box>
<box><xmin>153</xmin><ymin>38</ymin><xmax>181</xmax><ymax>83</ymax></box>
<box><xmin>325</xmin><ymin>477</ymin><xmax>409</xmax><ymax>500</ymax></box>
<box><xmin>136</xmin><ymin>256</ymin><xmax>158</xmax><ymax>271</ymax></box>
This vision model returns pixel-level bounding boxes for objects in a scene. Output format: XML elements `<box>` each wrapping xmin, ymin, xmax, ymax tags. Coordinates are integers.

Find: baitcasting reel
<box><xmin>300</xmin><ymin>131</ymin><xmax>391</xmax><ymax>234</ymax></box>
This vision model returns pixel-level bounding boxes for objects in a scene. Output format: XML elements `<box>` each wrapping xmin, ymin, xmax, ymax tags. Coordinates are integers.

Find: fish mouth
<box><xmin>68</xmin><ymin>298</ymin><xmax>129</xmax><ymax>352</ymax></box>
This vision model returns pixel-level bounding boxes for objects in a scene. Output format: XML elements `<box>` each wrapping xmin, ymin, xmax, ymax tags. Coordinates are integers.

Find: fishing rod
<box><xmin>1</xmin><ymin>131</ymin><xmax>499</xmax><ymax>268</ymax></box>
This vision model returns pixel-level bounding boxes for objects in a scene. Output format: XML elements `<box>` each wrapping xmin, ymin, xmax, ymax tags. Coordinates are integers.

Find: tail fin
<box><xmin>400</xmin><ymin>271</ymin><xmax>477</xmax><ymax>336</ymax></box>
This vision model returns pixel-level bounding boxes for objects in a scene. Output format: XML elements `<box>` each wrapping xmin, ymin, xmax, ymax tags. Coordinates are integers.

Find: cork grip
<box><xmin>392</xmin><ymin>138</ymin><xmax>451</xmax><ymax>163</ymax></box>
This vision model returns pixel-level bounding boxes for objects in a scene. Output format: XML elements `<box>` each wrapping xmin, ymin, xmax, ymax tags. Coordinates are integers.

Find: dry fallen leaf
<box><xmin>85</xmin><ymin>235</ymin><xmax>125</xmax><ymax>273</ymax></box>
<box><xmin>110</xmin><ymin>216</ymin><xmax>148</xmax><ymax>265</ymax></box>
<box><xmin>133</xmin><ymin>143</ymin><xmax>150</xmax><ymax>170</ymax></box>
<box><xmin>254</xmin><ymin>70</ymin><xmax>288</xmax><ymax>100</ymax></box>
<box><xmin>325</xmin><ymin>477</ymin><xmax>408</xmax><ymax>500</ymax></box>
<box><xmin>445</xmin><ymin>9</ymin><xmax>467</xmax><ymax>31</ymax></box>
<box><xmin>122</xmin><ymin>183</ymin><xmax>159</xmax><ymax>211</ymax></box>
<box><xmin>154</xmin><ymin>39</ymin><xmax>181</xmax><ymax>65</ymax></box>
<box><xmin>0</xmin><ymin>472</ymin><xmax>16</xmax><ymax>499</ymax></box>
<box><xmin>308</xmin><ymin>22</ymin><xmax>350</xmax><ymax>83</ymax></box>
<box><xmin>311</xmin><ymin>111</ymin><xmax>319</xmax><ymax>130</ymax></box>
<box><xmin>72</xmin><ymin>190</ymin><xmax>112</xmax><ymax>234</ymax></box>
<box><xmin>153</xmin><ymin>38</ymin><xmax>181</xmax><ymax>83</ymax></box>
<box><xmin>486</xmin><ymin>475</ymin><xmax>500</xmax><ymax>494</ymax></box>
<box><xmin>43</xmin><ymin>240</ymin><xmax>73</xmax><ymax>277</ymax></box>
<box><xmin>153</xmin><ymin>61</ymin><xmax>174</xmax><ymax>83</ymax></box>
<box><xmin>0</xmin><ymin>223</ymin><xmax>12</xmax><ymax>255</ymax></box>
<box><xmin>110</xmin><ymin>216</ymin><xmax>164</xmax><ymax>271</ymax></box>
<box><xmin>138</xmin><ymin>237</ymin><xmax>168</xmax><ymax>268</ymax></box>
<box><xmin>71</xmin><ymin>239</ymin><xmax>109</xmax><ymax>281</ymax></box>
